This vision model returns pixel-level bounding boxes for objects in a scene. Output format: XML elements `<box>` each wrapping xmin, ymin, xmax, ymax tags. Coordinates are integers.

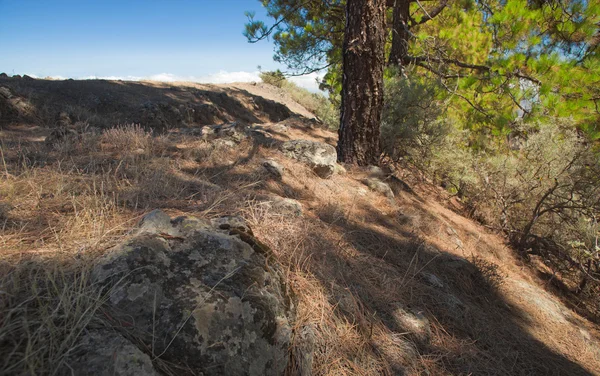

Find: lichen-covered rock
<box><xmin>0</xmin><ymin>86</ymin><xmax>12</xmax><ymax>99</ymax></box>
<box><xmin>61</xmin><ymin>329</ymin><xmax>159</xmax><ymax>376</ymax></box>
<box><xmin>287</xmin><ymin>324</ymin><xmax>316</xmax><ymax>376</ymax></box>
<box><xmin>280</xmin><ymin>139</ymin><xmax>337</xmax><ymax>178</ymax></box>
<box><xmin>92</xmin><ymin>210</ymin><xmax>295</xmax><ymax>376</ymax></box>
<box><xmin>262</xmin><ymin>195</ymin><xmax>303</xmax><ymax>217</ymax></box>
<box><xmin>263</xmin><ymin>159</ymin><xmax>285</xmax><ymax>179</ymax></box>
<box><xmin>363</xmin><ymin>178</ymin><xmax>395</xmax><ymax>199</ymax></box>
<box><xmin>366</xmin><ymin>165</ymin><xmax>386</xmax><ymax>178</ymax></box>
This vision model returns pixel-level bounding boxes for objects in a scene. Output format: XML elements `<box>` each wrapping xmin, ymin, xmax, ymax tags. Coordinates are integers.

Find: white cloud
<box><xmin>42</xmin><ymin>70</ymin><xmax>325</xmax><ymax>93</ymax></box>
<box><xmin>288</xmin><ymin>72</ymin><xmax>324</xmax><ymax>93</ymax></box>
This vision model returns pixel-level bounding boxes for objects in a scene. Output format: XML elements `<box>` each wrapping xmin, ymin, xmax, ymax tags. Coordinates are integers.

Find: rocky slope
<box><xmin>1</xmin><ymin>76</ymin><xmax>599</xmax><ymax>375</ymax></box>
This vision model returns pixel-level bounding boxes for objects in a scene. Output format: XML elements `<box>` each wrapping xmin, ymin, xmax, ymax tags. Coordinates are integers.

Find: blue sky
<box><xmin>0</xmin><ymin>0</ymin><xmax>321</xmax><ymax>89</ymax></box>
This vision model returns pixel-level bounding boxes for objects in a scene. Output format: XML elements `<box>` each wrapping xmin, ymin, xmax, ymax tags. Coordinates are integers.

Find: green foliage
<box><xmin>245</xmin><ymin>0</ymin><xmax>344</xmax><ymax>75</ymax></box>
<box><xmin>259</xmin><ymin>69</ymin><xmax>286</xmax><ymax>87</ymax></box>
<box><xmin>247</xmin><ymin>0</ymin><xmax>600</xmax><ymax>315</ymax></box>
<box><xmin>246</xmin><ymin>0</ymin><xmax>600</xmax><ymax>138</ymax></box>
<box><xmin>381</xmin><ymin>73</ymin><xmax>452</xmax><ymax>168</ymax></box>
<box><xmin>259</xmin><ymin>71</ymin><xmax>339</xmax><ymax>129</ymax></box>
<box><xmin>432</xmin><ymin>119</ymin><xmax>600</xmax><ymax>280</ymax></box>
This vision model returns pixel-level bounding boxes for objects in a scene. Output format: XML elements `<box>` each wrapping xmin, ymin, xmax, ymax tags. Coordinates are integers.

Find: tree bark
<box><xmin>337</xmin><ymin>0</ymin><xmax>387</xmax><ymax>165</ymax></box>
<box><xmin>389</xmin><ymin>0</ymin><xmax>411</xmax><ymax>67</ymax></box>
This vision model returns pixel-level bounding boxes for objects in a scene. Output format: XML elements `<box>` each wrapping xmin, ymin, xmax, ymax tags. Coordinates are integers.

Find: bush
<box><xmin>437</xmin><ymin>120</ymin><xmax>600</xmax><ymax>302</ymax></box>
<box><xmin>414</xmin><ymin>117</ymin><xmax>600</xmax><ymax>315</ymax></box>
<box><xmin>381</xmin><ymin>75</ymin><xmax>451</xmax><ymax>169</ymax></box>
<box><xmin>259</xmin><ymin>70</ymin><xmax>286</xmax><ymax>87</ymax></box>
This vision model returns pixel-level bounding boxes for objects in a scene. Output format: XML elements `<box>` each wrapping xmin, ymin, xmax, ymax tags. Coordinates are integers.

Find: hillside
<box><xmin>1</xmin><ymin>76</ymin><xmax>599</xmax><ymax>375</ymax></box>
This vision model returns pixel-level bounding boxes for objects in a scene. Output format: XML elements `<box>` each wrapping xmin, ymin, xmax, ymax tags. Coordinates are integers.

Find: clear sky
<box><xmin>0</xmin><ymin>0</ymin><xmax>321</xmax><ymax>89</ymax></box>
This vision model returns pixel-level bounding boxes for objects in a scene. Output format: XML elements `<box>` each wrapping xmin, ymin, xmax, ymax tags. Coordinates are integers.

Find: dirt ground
<box><xmin>1</xmin><ymin>76</ymin><xmax>599</xmax><ymax>375</ymax></box>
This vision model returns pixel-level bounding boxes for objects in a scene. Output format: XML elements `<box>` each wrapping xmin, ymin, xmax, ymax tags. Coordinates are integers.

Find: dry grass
<box><xmin>1</xmin><ymin>99</ymin><xmax>599</xmax><ymax>375</ymax></box>
<box><xmin>0</xmin><ymin>124</ymin><xmax>237</xmax><ymax>375</ymax></box>
<box><xmin>0</xmin><ymin>263</ymin><xmax>107</xmax><ymax>375</ymax></box>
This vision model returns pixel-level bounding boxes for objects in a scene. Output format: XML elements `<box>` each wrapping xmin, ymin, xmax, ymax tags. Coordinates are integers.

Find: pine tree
<box><xmin>337</xmin><ymin>0</ymin><xmax>387</xmax><ymax>165</ymax></box>
<box><xmin>245</xmin><ymin>0</ymin><xmax>600</xmax><ymax>152</ymax></box>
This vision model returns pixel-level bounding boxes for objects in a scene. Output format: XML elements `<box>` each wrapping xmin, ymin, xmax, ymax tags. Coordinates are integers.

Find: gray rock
<box><xmin>362</xmin><ymin>178</ymin><xmax>394</xmax><ymax>199</ymax></box>
<box><xmin>280</xmin><ymin>140</ymin><xmax>337</xmax><ymax>179</ymax></box>
<box><xmin>263</xmin><ymin>195</ymin><xmax>303</xmax><ymax>217</ymax></box>
<box><xmin>420</xmin><ymin>272</ymin><xmax>444</xmax><ymax>289</ymax></box>
<box><xmin>289</xmin><ymin>324</ymin><xmax>316</xmax><ymax>376</ymax></box>
<box><xmin>210</xmin><ymin>215</ymin><xmax>253</xmax><ymax>233</ymax></box>
<box><xmin>269</xmin><ymin>122</ymin><xmax>289</xmax><ymax>133</ymax></box>
<box><xmin>214</xmin><ymin>122</ymin><xmax>246</xmax><ymax>142</ymax></box>
<box><xmin>92</xmin><ymin>210</ymin><xmax>295</xmax><ymax>376</ymax></box>
<box><xmin>214</xmin><ymin>139</ymin><xmax>236</xmax><ymax>148</ymax></box>
<box><xmin>0</xmin><ymin>86</ymin><xmax>11</xmax><ymax>99</ymax></box>
<box><xmin>61</xmin><ymin>329</ymin><xmax>159</xmax><ymax>376</ymax></box>
<box><xmin>263</xmin><ymin>159</ymin><xmax>285</xmax><ymax>179</ymax></box>
<box><xmin>249</xmin><ymin>128</ymin><xmax>278</xmax><ymax>146</ymax></box>
<box><xmin>366</xmin><ymin>165</ymin><xmax>386</xmax><ymax>178</ymax></box>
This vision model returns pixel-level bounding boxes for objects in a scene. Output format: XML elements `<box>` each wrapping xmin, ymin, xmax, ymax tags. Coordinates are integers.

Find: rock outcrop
<box><xmin>363</xmin><ymin>178</ymin><xmax>395</xmax><ymax>199</ymax></box>
<box><xmin>63</xmin><ymin>329</ymin><xmax>159</xmax><ymax>376</ymax></box>
<box><xmin>280</xmin><ymin>139</ymin><xmax>337</xmax><ymax>178</ymax></box>
<box><xmin>262</xmin><ymin>159</ymin><xmax>285</xmax><ymax>179</ymax></box>
<box><xmin>80</xmin><ymin>210</ymin><xmax>295</xmax><ymax>376</ymax></box>
<box><xmin>261</xmin><ymin>194</ymin><xmax>303</xmax><ymax>217</ymax></box>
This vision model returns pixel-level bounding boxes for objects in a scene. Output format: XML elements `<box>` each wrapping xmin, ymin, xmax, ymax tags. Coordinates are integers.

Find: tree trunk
<box><xmin>337</xmin><ymin>0</ymin><xmax>387</xmax><ymax>165</ymax></box>
<box><xmin>389</xmin><ymin>0</ymin><xmax>411</xmax><ymax>67</ymax></box>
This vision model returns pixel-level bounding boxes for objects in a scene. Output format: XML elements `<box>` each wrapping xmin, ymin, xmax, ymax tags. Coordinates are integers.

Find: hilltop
<box><xmin>1</xmin><ymin>76</ymin><xmax>599</xmax><ymax>375</ymax></box>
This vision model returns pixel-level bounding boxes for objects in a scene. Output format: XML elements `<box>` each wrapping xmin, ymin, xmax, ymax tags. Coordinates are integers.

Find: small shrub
<box><xmin>101</xmin><ymin>123</ymin><xmax>152</xmax><ymax>153</ymax></box>
<box><xmin>381</xmin><ymin>75</ymin><xmax>451</xmax><ymax>169</ymax></box>
<box><xmin>259</xmin><ymin>69</ymin><xmax>286</xmax><ymax>87</ymax></box>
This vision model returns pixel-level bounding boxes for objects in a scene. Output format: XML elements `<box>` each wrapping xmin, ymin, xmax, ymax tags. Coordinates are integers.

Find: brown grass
<box><xmin>1</xmin><ymin>89</ymin><xmax>599</xmax><ymax>375</ymax></box>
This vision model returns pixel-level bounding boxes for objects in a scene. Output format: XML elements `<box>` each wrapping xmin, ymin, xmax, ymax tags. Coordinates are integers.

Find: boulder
<box><xmin>0</xmin><ymin>86</ymin><xmax>12</xmax><ymax>99</ymax></box>
<box><xmin>248</xmin><ymin>127</ymin><xmax>278</xmax><ymax>146</ymax></box>
<box><xmin>263</xmin><ymin>159</ymin><xmax>285</xmax><ymax>179</ymax></box>
<box><xmin>213</xmin><ymin>122</ymin><xmax>247</xmax><ymax>142</ymax></box>
<box><xmin>61</xmin><ymin>329</ymin><xmax>159</xmax><ymax>376</ymax></box>
<box><xmin>262</xmin><ymin>195</ymin><xmax>303</xmax><ymax>217</ymax></box>
<box><xmin>280</xmin><ymin>140</ymin><xmax>337</xmax><ymax>178</ymax></box>
<box><xmin>362</xmin><ymin>178</ymin><xmax>394</xmax><ymax>199</ymax></box>
<box><xmin>366</xmin><ymin>165</ymin><xmax>386</xmax><ymax>178</ymax></box>
<box><xmin>288</xmin><ymin>324</ymin><xmax>316</xmax><ymax>376</ymax></box>
<box><xmin>91</xmin><ymin>210</ymin><xmax>295</xmax><ymax>376</ymax></box>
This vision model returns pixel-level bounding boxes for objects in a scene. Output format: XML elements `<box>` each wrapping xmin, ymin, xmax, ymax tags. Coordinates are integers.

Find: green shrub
<box><xmin>444</xmin><ymin>120</ymin><xmax>600</xmax><ymax>296</ymax></box>
<box><xmin>381</xmin><ymin>75</ymin><xmax>451</xmax><ymax>169</ymax></box>
<box><xmin>259</xmin><ymin>70</ymin><xmax>286</xmax><ymax>87</ymax></box>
